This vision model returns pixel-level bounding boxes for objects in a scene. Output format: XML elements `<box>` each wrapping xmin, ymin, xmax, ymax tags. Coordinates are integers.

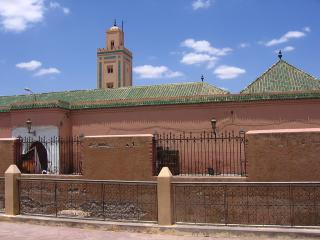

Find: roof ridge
<box><xmin>240</xmin><ymin>60</ymin><xmax>282</xmax><ymax>93</ymax></box>
<box><xmin>281</xmin><ymin>59</ymin><xmax>319</xmax><ymax>81</ymax></box>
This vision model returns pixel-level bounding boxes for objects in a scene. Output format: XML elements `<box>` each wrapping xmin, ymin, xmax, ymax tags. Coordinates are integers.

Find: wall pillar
<box><xmin>5</xmin><ymin>165</ymin><xmax>21</xmax><ymax>215</ymax></box>
<box><xmin>157</xmin><ymin>167</ymin><xmax>173</xmax><ymax>225</ymax></box>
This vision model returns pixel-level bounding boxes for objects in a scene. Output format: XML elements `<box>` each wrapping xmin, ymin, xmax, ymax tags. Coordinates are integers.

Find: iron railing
<box><xmin>0</xmin><ymin>177</ymin><xmax>4</xmax><ymax>212</ymax></box>
<box><xmin>154</xmin><ymin>131</ymin><xmax>246</xmax><ymax>176</ymax></box>
<box><xmin>16</xmin><ymin>136</ymin><xmax>82</xmax><ymax>175</ymax></box>
<box><xmin>18</xmin><ymin>178</ymin><xmax>158</xmax><ymax>222</ymax></box>
<box><xmin>173</xmin><ymin>182</ymin><xmax>320</xmax><ymax>226</ymax></box>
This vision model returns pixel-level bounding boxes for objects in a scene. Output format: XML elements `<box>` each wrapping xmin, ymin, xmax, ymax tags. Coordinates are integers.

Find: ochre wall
<box><xmin>82</xmin><ymin>134</ymin><xmax>154</xmax><ymax>180</ymax></box>
<box><xmin>0</xmin><ymin>138</ymin><xmax>18</xmax><ymax>176</ymax></box>
<box><xmin>246</xmin><ymin>128</ymin><xmax>320</xmax><ymax>181</ymax></box>
<box><xmin>0</xmin><ymin>99</ymin><xmax>319</xmax><ymax>138</ymax></box>
<box><xmin>70</xmin><ymin>99</ymin><xmax>320</xmax><ymax>136</ymax></box>
<box><xmin>0</xmin><ymin>109</ymin><xmax>71</xmax><ymax>138</ymax></box>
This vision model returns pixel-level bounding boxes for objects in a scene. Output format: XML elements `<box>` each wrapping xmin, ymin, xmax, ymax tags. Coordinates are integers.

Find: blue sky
<box><xmin>0</xmin><ymin>0</ymin><xmax>319</xmax><ymax>96</ymax></box>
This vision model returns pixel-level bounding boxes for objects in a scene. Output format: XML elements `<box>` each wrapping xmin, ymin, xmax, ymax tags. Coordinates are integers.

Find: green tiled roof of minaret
<box><xmin>241</xmin><ymin>60</ymin><xmax>320</xmax><ymax>94</ymax></box>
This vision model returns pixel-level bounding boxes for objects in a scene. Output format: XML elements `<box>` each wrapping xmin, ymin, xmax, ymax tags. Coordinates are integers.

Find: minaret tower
<box><xmin>97</xmin><ymin>21</ymin><xmax>132</xmax><ymax>89</ymax></box>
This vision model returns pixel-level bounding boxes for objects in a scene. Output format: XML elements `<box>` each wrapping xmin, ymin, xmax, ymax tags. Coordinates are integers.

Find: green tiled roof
<box><xmin>0</xmin><ymin>82</ymin><xmax>228</xmax><ymax>112</ymax></box>
<box><xmin>241</xmin><ymin>60</ymin><xmax>320</xmax><ymax>94</ymax></box>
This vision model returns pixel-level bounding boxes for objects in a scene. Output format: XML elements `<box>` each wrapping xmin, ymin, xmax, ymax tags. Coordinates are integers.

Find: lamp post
<box><xmin>24</xmin><ymin>88</ymin><xmax>36</xmax><ymax>102</ymax></box>
<box><xmin>211</xmin><ymin>118</ymin><xmax>217</xmax><ymax>135</ymax></box>
<box><xmin>26</xmin><ymin>118</ymin><xmax>36</xmax><ymax>136</ymax></box>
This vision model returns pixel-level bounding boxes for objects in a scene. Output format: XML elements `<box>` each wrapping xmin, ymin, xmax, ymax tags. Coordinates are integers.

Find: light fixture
<box><xmin>24</xmin><ymin>88</ymin><xmax>36</xmax><ymax>102</ymax></box>
<box><xmin>211</xmin><ymin>118</ymin><xmax>217</xmax><ymax>133</ymax></box>
<box><xmin>26</xmin><ymin>119</ymin><xmax>36</xmax><ymax>136</ymax></box>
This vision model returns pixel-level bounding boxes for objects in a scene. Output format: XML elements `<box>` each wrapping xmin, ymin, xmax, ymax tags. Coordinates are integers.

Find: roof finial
<box><xmin>114</xmin><ymin>19</ymin><xmax>117</xmax><ymax>26</ymax></box>
<box><xmin>278</xmin><ymin>50</ymin><xmax>282</xmax><ymax>60</ymax></box>
<box><xmin>201</xmin><ymin>74</ymin><xmax>204</xmax><ymax>82</ymax></box>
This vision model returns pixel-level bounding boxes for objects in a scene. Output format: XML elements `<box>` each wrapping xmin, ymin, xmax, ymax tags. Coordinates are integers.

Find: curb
<box><xmin>1</xmin><ymin>214</ymin><xmax>320</xmax><ymax>239</ymax></box>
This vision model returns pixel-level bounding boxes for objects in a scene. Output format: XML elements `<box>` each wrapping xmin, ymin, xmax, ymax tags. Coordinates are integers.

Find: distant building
<box><xmin>97</xmin><ymin>22</ymin><xmax>132</xmax><ymax>89</ymax></box>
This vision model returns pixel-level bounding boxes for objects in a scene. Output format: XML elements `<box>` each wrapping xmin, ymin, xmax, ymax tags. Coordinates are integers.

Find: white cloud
<box><xmin>133</xmin><ymin>65</ymin><xmax>183</xmax><ymax>79</ymax></box>
<box><xmin>180</xmin><ymin>38</ymin><xmax>232</xmax><ymax>68</ymax></box>
<box><xmin>213</xmin><ymin>65</ymin><xmax>246</xmax><ymax>79</ymax></box>
<box><xmin>49</xmin><ymin>1</ymin><xmax>70</xmax><ymax>15</ymax></box>
<box><xmin>239</xmin><ymin>43</ymin><xmax>250</xmax><ymax>48</ymax></box>
<box><xmin>265</xmin><ymin>30</ymin><xmax>306</xmax><ymax>47</ymax></box>
<box><xmin>304</xmin><ymin>26</ymin><xmax>311</xmax><ymax>32</ymax></box>
<box><xmin>181</xmin><ymin>38</ymin><xmax>232</xmax><ymax>56</ymax></box>
<box><xmin>0</xmin><ymin>0</ymin><xmax>45</xmax><ymax>32</ymax></box>
<box><xmin>274</xmin><ymin>46</ymin><xmax>295</xmax><ymax>54</ymax></box>
<box><xmin>16</xmin><ymin>60</ymin><xmax>42</xmax><ymax>71</ymax></box>
<box><xmin>34</xmin><ymin>67</ymin><xmax>61</xmax><ymax>76</ymax></box>
<box><xmin>192</xmin><ymin>0</ymin><xmax>212</xmax><ymax>10</ymax></box>
<box><xmin>180</xmin><ymin>52</ymin><xmax>217</xmax><ymax>65</ymax></box>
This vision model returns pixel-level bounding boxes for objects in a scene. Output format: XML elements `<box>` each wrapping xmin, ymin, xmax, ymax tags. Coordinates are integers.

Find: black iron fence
<box><xmin>0</xmin><ymin>177</ymin><xmax>4</xmax><ymax>212</ymax></box>
<box><xmin>18</xmin><ymin>178</ymin><xmax>158</xmax><ymax>222</ymax></box>
<box><xmin>173</xmin><ymin>182</ymin><xmax>320</xmax><ymax>226</ymax></box>
<box><xmin>153</xmin><ymin>131</ymin><xmax>246</xmax><ymax>176</ymax></box>
<box><xmin>15</xmin><ymin>136</ymin><xmax>82</xmax><ymax>175</ymax></box>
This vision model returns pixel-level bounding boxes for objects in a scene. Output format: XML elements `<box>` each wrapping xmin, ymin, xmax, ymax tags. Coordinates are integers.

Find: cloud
<box><xmin>49</xmin><ymin>1</ymin><xmax>70</xmax><ymax>15</ymax></box>
<box><xmin>180</xmin><ymin>52</ymin><xmax>217</xmax><ymax>65</ymax></box>
<box><xmin>192</xmin><ymin>0</ymin><xmax>212</xmax><ymax>10</ymax></box>
<box><xmin>0</xmin><ymin>0</ymin><xmax>45</xmax><ymax>32</ymax></box>
<box><xmin>181</xmin><ymin>38</ymin><xmax>232</xmax><ymax>56</ymax></box>
<box><xmin>303</xmin><ymin>26</ymin><xmax>311</xmax><ymax>32</ymax></box>
<box><xmin>16</xmin><ymin>60</ymin><xmax>42</xmax><ymax>71</ymax></box>
<box><xmin>274</xmin><ymin>46</ymin><xmax>295</xmax><ymax>53</ymax></box>
<box><xmin>213</xmin><ymin>65</ymin><xmax>246</xmax><ymax>79</ymax></box>
<box><xmin>180</xmin><ymin>38</ymin><xmax>232</xmax><ymax>68</ymax></box>
<box><xmin>265</xmin><ymin>30</ymin><xmax>306</xmax><ymax>47</ymax></box>
<box><xmin>239</xmin><ymin>43</ymin><xmax>250</xmax><ymax>48</ymax></box>
<box><xmin>34</xmin><ymin>67</ymin><xmax>61</xmax><ymax>76</ymax></box>
<box><xmin>133</xmin><ymin>65</ymin><xmax>183</xmax><ymax>79</ymax></box>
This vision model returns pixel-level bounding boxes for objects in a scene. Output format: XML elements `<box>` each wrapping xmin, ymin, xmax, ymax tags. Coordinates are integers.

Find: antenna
<box><xmin>122</xmin><ymin>20</ymin><xmax>124</xmax><ymax>32</ymax></box>
<box><xmin>114</xmin><ymin>19</ymin><xmax>117</xmax><ymax>26</ymax></box>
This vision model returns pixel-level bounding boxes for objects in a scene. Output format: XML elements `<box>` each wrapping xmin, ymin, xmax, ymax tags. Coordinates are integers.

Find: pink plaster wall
<box><xmin>0</xmin><ymin>109</ymin><xmax>71</xmax><ymax>138</ymax></box>
<box><xmin>70</xmin><ymin>99</ymin><xmax>320</xmax><ymax>136</ymax></box>
<box><xmin>0</xmin><ymin>99</ymin><xmax>319</xmax><ymax>137</ymax></box>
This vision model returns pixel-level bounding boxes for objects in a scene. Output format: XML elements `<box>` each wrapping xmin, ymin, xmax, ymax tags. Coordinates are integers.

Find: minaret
<box><xmin>97</xmin><ymin>21</ymin><xmax>133</xmax><ymax>89</ymax></box>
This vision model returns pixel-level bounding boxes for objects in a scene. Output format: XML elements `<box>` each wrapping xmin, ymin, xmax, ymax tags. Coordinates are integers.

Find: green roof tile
<box><xmin>241</xmin><ymin>60</ymin><xmax>320</xmax><ymax>94</ymax></box>
<box><xmin>0</xmin><ymin>82</ymin><xmax>228</xmax><ymax>111</ymax></box>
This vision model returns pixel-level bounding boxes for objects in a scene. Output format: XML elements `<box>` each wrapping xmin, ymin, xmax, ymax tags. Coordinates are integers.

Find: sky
<box><xmin>0</xmin><ymin>0</ymin><xmax>319</xmax><ymax>96</ymax></box>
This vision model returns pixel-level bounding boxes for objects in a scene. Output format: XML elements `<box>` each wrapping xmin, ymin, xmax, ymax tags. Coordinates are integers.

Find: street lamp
<box><xmin>211</xmin><ymin>118</ymin><xmax>217</xmax><ymax>134</ymax></box>
<box><xmin>24</xmin><ymin>88</ymin><xmax>36</xmax><ymax>102</ymax></box>
<box><xmin>26</xmin><ymin>118</ymin><xmax>36</xmax><ymax>136</ymax></box>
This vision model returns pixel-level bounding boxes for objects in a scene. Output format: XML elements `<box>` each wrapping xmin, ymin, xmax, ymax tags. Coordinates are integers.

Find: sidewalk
<box><xmin>0</xmin><ymin>214</ymin><xmax>320</xmax><ymax>239</ymax></box>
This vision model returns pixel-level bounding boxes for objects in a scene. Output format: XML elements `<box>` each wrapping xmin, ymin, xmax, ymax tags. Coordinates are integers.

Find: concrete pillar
<box><xmin>5</xmin><ymin>165</ymin><xmax>21</xmax><ymax>215</ymax></box>
<box><xmin>157</xmin><ymin>167</ymin><xmax>173</xmax><ymax>225</ymax></box>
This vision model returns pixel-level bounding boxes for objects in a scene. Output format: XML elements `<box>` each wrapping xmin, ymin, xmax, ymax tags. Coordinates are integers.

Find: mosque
<box><xmin>1</xmin><ymin>23</ymin><xmax>320</xmax><ymax>139</ymax></box>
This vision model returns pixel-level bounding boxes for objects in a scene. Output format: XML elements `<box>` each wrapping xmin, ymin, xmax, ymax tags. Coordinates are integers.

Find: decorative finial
<box><xmin>201</xmin><ymin>74</ymin><xmax>204</xmax><ymax>82</ymax></box>
<box><xmin>114</xmin><ymin>19</ymin><xmax>117</xmax><ymax>26</ymax></box>
<box><xmin>278</xmin><ymin>50</ymin><xmax>282</xmax><ymax>60</ymax></box>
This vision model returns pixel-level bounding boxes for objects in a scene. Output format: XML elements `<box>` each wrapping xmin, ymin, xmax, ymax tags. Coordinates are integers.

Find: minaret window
<box><xmin>111</xmin><ymin>40</ymin><xmax>115</xmax><ymax>50</ymax></box>
<box><xmin>107</xmin><ymin>82</ymin><xmax>113</xmax><ymax>88</ymax></box>
<box><xmin>107</xmin><ymin>65</ymin><xmax>113</xmax><ymax>74</ymax></box>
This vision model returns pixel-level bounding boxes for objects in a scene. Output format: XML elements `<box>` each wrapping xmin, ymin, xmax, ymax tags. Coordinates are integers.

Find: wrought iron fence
<box><xmin>173</xmin><ymin>182</ymin><xmax>320</xmax><ymax>226</ymax></box>
<box><xmin>18</xmin><ymin>178</ymin><xmax>158</xmax><ymax>222</ymax></box>
<box><xmin>153</xmin><ymin>131</ymin><xmax>246</xmax><ymax>176</ymax></box>
<box><xmin>15</xmin><ymin>136</ymin><xmax>82</xmax><ymax>175</ymax></box>
<box><xmin>0</xmin><ymin>177</ymin><xmax>4</xmax><ymax>212</ymax></box>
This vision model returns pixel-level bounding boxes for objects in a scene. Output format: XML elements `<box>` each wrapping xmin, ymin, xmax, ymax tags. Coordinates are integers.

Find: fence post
<box><xmin>5</xmin><ymin>164</ymin><xmax>21</xmax><ymax>215</ymax></box>
<box><xmin>157</xmin><ymin>167</ymin><xmax>173</xmax><ymax>225</ymax></box>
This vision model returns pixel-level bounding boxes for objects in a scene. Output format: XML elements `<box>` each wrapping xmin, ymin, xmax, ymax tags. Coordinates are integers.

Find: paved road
<box><xmin>0</xmin><ymin>221</ymin><xmax>315</xmax><ymax>240</ymax></box>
